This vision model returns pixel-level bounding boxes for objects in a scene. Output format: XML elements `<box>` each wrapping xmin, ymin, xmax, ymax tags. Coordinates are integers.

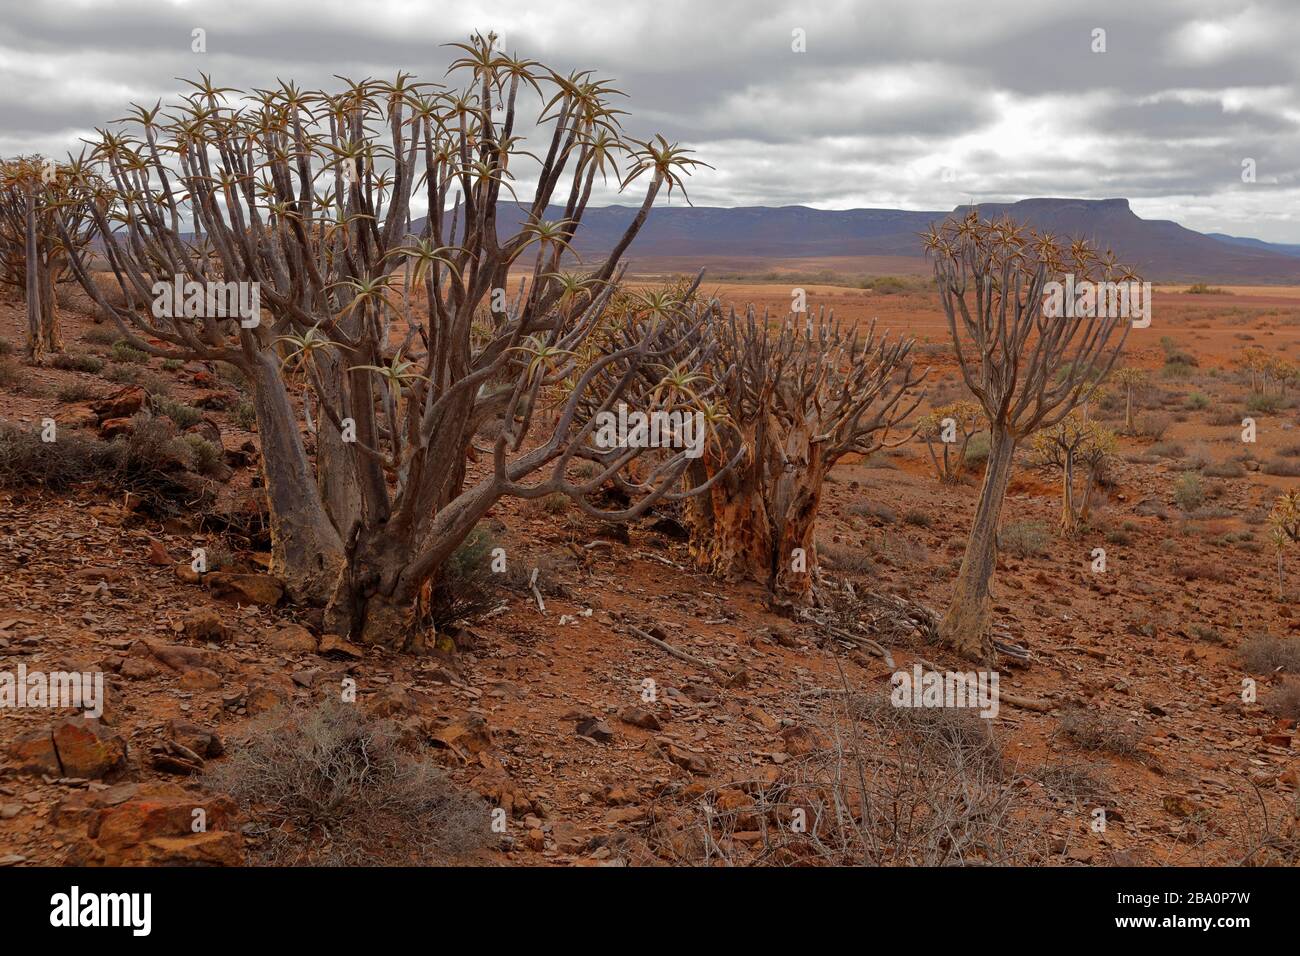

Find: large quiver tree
<box><xmin>59</xmin><ymin>33</ymin><xmax>726</xmax><ymax>649</ymax></box>
<box><xmin>924</xmin><ymin>212</ymin><xmax>1135</xmax><ymax>660</ymax></box>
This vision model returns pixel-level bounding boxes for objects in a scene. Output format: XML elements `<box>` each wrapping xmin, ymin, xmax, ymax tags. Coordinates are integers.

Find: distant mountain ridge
<box><xmin>1206</xmin><ymin>233</ymin><xmax>1300</xmax><ymax>258</ymax></box>
<box><xmin>419</xmin><ymin>197</ymin><xmax>1300</xmax><ymax>283</ymax></box>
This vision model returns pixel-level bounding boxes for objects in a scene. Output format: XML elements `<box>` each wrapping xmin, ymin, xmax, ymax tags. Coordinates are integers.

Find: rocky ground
<box><xmin>0</xmin><ymin>283</ymin><xmax>1298</xmax><ymax>867</ymax></box>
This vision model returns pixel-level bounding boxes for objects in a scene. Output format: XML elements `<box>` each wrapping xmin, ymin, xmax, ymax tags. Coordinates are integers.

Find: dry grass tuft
<box><xmin>204</xmin><ymin>700</ymin><xmax>491</xmax><ymax>866</ymax></box>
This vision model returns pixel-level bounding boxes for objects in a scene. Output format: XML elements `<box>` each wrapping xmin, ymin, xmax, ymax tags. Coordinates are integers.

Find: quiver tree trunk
<box><xmin>768</xmin><ymin>437</ymin><xmax>827</xmax><ymax>602</ymax></box>
<box><xmin>249</xmin><ymin>355</ymin><xmax>346</xmax><ymax>607</ymax></box>
<box><xmin>1058</xmin><ymin>451</ymin><xmax>1077</xmax><ymax>536</ymax></box>
<box><xmin>687</xmin><ymin>421</ymin><xmax>829</xmax><ymax>604</ymax></box>
<box><xmin>38</xmin><ymin>252</ymin><xmax>60</xmax><ymax>354</ymax></box>
<box><xmin>1078</xmin><ymin>466</ymin><xmax>1099</xmax><ymax>525</ymax></box>
<box><xmin>687</xmin><ymin>428</ymin><xmax>774</xmax><ymax>585</ymax></box>
<box><xmin>22</xmin><ymin>187</ymin><xmax>41</xmax><ymax>361</ymax></box>
<box><xmin>24</xmin><ymin>243</ymin><xmax>62</xmax><ymax>359</ymax></box>
<box><xmin>939</xmin><ymin>426</ymin><xmax>1016</xmax><ymax>659</ymax></box>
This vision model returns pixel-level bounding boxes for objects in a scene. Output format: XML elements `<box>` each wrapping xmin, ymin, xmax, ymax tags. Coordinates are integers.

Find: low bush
<box><xmin>999</xmin><ymin>520</ymin><xmax>1049</xmax><ymax>558</ymax></box>
<box><xmin>1172</xmin><ymin>472</ymin><xmax>1205</xmax><ymax>512</ymax></box>
<box><xmin>49</xmin><ymin>353</ymin><xmax>105</xmax><ymax>374</ymax></box>
<box><xmin>1239</xmin><ymin>634</ymin><xmax>1300</xmax><ymax>674</ymax></box>
<box><xmin>111</xmin><ymin>341</ymin><xmax>149</xmax><ymax>365</ymax></box>
<box><xmin>1059</xmin><ymin>709</ymin><xmax>1145</xmax><ymax>756</ymax></box>
<box><xmin>204</xmin><ymin>701</ymin><xmax>490</xmax><ymax>865</ymax></box>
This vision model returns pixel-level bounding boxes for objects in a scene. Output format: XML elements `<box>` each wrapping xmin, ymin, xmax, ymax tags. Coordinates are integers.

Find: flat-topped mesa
<box><xmin>953</xmin><ymin>197</ymin><xmax>1133</xmax><ymax>217</ymax></box>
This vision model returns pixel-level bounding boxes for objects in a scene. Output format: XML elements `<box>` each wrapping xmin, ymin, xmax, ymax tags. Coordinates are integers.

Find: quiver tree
<box><xmin>1268</xmin><ymin>356</ymin><xmax>1296</xmax><ymax>397</ymax></box>
<box><xmin>1110</xmin><ymin>367</ymin><xmax>1146</xmax><ymax>434</ymax></box>
<box><xmin>1029</xmin><ymin>413</ymin><xmax>1115</xmax><ymax>536</ymax></box>
<box><xmin>685</xmin><ymin>304</ymin><xmax>924</xmax><ymax>604</ymax></box>
<box><xmin>58</xmin><ymin>34</ymin><xmax>727</xmax><ymax>649</ymax></box>
<box><xmin>0</xmin><ymin>155</ymin><xmax>98</xmax><ymax>361</ymax></box>
<box><xmin>1270</xmin><ymin>491</ymin><xmax>1300</xmax><ymax>599</ymax></box>
<box><xmin>1240</xmin><ymin>347</ymin><xmax>1269</xmax><ymax>393</ymax></box>
<box><xmin>916</xmin><ymin>400</ymin><xmax>983</xmax><ymax>483</ymax></box>
<box><xmin>924</xmin><ymin>212</ymin><xmax>1134</xmax><ymax>659</ymax></box>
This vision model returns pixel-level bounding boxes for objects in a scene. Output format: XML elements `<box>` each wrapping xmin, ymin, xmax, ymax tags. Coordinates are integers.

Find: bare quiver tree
<box><xmin>685</xmin><ymin>304</ymin><xmax>924</xmax><ymax>605</ymax></box>
<box><xmin>0</xmin><ymin>156</ymin><xmax>98</xmax><ymax>361</ymax></box>
<box><xmin>59</xmin><ymin>33</ymin><xmax>728</xmax><ymax>649</ymax></box>
<box><xmin>924</xmin><ymin>212</ymin><xmax>1134</xmax><ymax>660</ymax></box>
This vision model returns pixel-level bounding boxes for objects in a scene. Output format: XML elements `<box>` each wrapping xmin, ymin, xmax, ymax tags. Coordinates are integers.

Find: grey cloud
<box><xmin>0</xmin><ymin>0</ymin><xmax>1294</xmax><ymax>241</ymax></box>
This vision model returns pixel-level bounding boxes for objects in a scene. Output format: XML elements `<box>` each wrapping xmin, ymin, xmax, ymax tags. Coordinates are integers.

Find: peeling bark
<box><xmin>249</xmin><ymin>354</ymin><xmax>346</xmax><ymax>606</ymax></box>
<box><xmin>686</xmin><ymin>307</ymin><xmax>923</xmax><ymax>605</ymax></box>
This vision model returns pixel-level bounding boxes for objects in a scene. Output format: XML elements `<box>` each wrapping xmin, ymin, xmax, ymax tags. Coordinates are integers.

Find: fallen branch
<box><xmin>628</xmin><ymin>624</ymin><xmax>721</xmax><ymax>677</ymax></box>
<box><xmin>1000</xmin><ymin>692</ymin><xmax>1053</xmax><ymax>713</ymax></box>
<box><xmin>805</xmin><ymin>615</ymin><xmax>897</xmax><ymax>668</ymax></box>
<box><xmin>637</xmin><ymin>550</ymin><xmax>682</xmax><ymax>569</ymax></box>
<box><xmin>528</xmin><ymin>567</ymin><xmax>546</xmax><ymax>615</ymax></box>
<box><xmin>993</xmin><ymin>637</ymin><xmax>1033</xmax><ymax>666</ymax></box>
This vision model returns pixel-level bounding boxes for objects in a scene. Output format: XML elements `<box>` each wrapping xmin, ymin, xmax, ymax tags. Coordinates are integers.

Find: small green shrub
<box><xmin>83</xmin><ymin>327</ymin><xmax>121</xmax><ymax>346</ymax></box>
<box><xmin>849</xmin><ymin>500</ymin><xmax>898</xmax><ymax>524</ymax></box>
<box><xmin>1262</xmin><ymin>458</ymin><xmax>1300</xmax><ymax>477</ymax></box>
<box><xmin>962</xmin><ymin>432</ymin><xmax>990</xmax><ymax>467</ymax></box>
<box><xmin>1059</xmin><ymin>709</ymin><xmax>1145</xmax><ymax>756</ymax></box>
<box><xmin>183</xmin><ymin>434</ymin><xmax>224</xmax><ymax>475</ymax></box>
<box><xmin>234</xmin><ymin>399</ymin><xmax>257</xmax><ymax>431</ymax></box>
<box><xmin>111</xmin><ymin>341</ymin><xmax>149</xmax><ymax>365</ymax></box>
<box><xmin>138</xmin><ymin>373</ymin><xmax>171</xmax><ymax>397</ymax></box>
<box><xmin>820</xmin><ymin>541</ymin><xmax>876</xmax><ymax>573</ymax></box>
<box><xmin>1172</xmin><ymin>472</ymin><xmax>1205</xmax><ymax>512</ymax></box>
<box><xmin>1203</xmin><ymin>459</ymin><xmax>1245</xmax><ymax>478</ymax></box>
<box><xmin>49</xmin><ymin>353</ymin><xmax>105</xmax><ymax>374</ymax></box>
<box><xmin>103</xmin><ymin>364</ymin><xmax>139</xmax><ymax>384</ymax></box>
<box><xmin>1240</xmin><ymin>635</ymin><xmax>1300</xmax><ymax>674</ymax></box>
<box><xmin>903</xmin><ymin>508</ymin><xmax>932</xmax><ymax>528</ymax></box>
<box><xmin>1246</xmin><ymin>392</ymin><xmax>1281</xmax><ymax>414</ymax></box>
<box><xmin>56</xmin><ymin>382</ymin><xmax>97</xmax><ymax>403</ymax></box>
<box><xmin>153</xmin><ymin>396</ymin><xmax>203</xmax><ymax>429</ymax></box>
<box><xmin>203</xmin><ymin>700</ymin><xmax>490</xmax><ymax>866</ymax></box>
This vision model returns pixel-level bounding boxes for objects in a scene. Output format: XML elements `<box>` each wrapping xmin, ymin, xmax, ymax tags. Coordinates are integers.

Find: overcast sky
<box><xmin>1</xmin><ymin>0</ymin><xmax>1297</xmax><ymax>241</ymax></box>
